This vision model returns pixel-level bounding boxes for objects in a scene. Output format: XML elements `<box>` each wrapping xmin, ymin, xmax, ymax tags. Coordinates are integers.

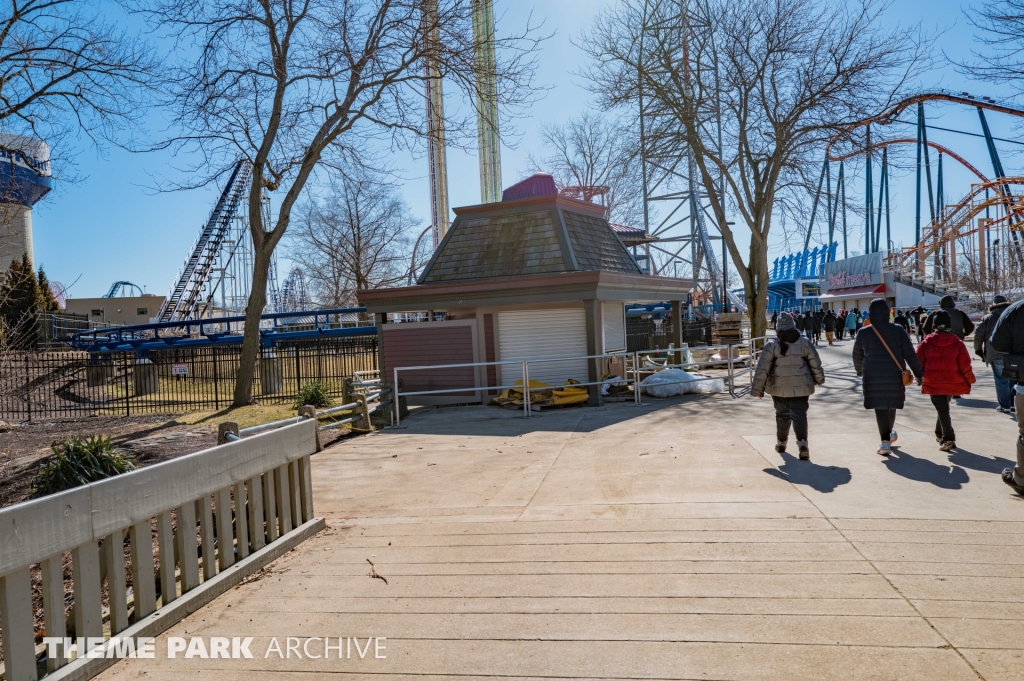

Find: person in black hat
<box><xmin>853</xmin><ymin>298</ymin><xmax>924</xmax><ymax>456</ymax></box>
<box><xmin>923</xmin><ymin>295</ymin><xmax>975</xmax><ymax>340</ymax></box>
<box><xmin>975</xmin><ymin>295</ymin><xmax>1014</xmax><ymax>413</ymax></box>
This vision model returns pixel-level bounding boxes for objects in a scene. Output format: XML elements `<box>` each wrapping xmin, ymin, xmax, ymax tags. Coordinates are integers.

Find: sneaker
<box><xmin>1002</xmin><ymin>468</ymin><xmax>1024</xmax><ymax>496</ymax></box>
<box><xmin>877</xmin><ymin>442</ymin><xmax>892</xmax><ymax>456</ymax></box>
<box><xmin>797</xmin><ymin>441</ymin><xmax>810</xmax><ymax>460</ymax></box>
<box><xmin>939</xmin><ymin>440</ymin><xmax>956</xmax><ymax>452</ymax></box>
<box><xmin>936</xmin><ymin>436</ymin><xmax>943</xmax><ymax>443</ymax></box>
<box><xmin>997</xmin><ymin>406</ymin><xmax>1009</xmax><ymax>414</ymax></box>
<box><xmin>889</xmin><ymin>431</ymin><xmax>898</xmax><ymax>445</ymax></box>
<box><xmin>775</xmin><ymin>441</ymin><xmax>787</xmax><ymax>453</ymax></box>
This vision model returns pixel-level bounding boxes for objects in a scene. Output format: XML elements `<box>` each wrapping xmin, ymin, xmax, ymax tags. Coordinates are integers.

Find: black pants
<box><xmin>773</xmin><ymin>396</ymin><xmax>809</xmax><ymax>442</ymax></box>
<box><xmin>874</xmin><ymin>408</ymin><xmax>897</xmax><ymax>441</ymax></box>
<box><xmin>931</xmin><ymin>395</ymin><xmax>955</xmax><ymax>443</ymax></box>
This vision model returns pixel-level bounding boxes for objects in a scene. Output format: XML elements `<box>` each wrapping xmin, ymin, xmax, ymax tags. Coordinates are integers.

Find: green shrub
<box><xmin>294</xmin><ymin>381</ymin><xmax>334</xmax><ymax>409</ymax></box>
<box><xmin>31</xmin><ymin>435</ymin><xmax>136</xmax><ymax>497</ymax></box>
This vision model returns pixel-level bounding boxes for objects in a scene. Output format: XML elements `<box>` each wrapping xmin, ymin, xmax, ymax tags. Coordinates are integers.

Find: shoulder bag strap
<box><xmin>871</xmin><ymin>324</ymin><xmax>904</xmax><ymax>371</ymax></box>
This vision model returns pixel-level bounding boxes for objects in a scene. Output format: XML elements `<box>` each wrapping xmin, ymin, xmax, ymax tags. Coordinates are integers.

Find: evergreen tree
<box><xmin>0</xmin><ymin>254</ymin><xmax>58</xmax><ymax>348</ymax></box>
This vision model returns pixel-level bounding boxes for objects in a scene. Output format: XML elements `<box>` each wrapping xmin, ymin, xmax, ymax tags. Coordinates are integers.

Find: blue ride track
<box><xmin>68</xmin><ymin>308</ymin><xmax>377</xmax><ymax>354</ymax></box>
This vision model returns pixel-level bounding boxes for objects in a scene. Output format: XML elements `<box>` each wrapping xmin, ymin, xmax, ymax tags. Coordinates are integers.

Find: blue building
<box><xmin>731</xmin><ymin>243</ymin><xmax>838</xmax><ymax>314</ymax></box>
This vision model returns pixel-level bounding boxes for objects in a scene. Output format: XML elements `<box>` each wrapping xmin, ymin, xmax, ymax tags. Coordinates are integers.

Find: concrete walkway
<box><xmin>99</xmin><ymin>340</ymin><xmax>1024</xmax><ymax>680</ymax></box>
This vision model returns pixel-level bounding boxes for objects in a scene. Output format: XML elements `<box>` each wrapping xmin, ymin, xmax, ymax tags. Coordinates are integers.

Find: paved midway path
<box><xmin>99</xmin><ymin>339</ymin><xmax>1024</xmax><ymax>680</ymax></box>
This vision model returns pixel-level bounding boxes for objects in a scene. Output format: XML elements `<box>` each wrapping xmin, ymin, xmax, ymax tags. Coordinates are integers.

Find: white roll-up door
<box><xmin>602</xmin><ymin>302</ymin><xmax>626</xmax><ymax>352</ymax></box>
<box><xmin>498</xmin><ymin>308</ymin><xmax>588</xmax><ymax>386</ymax></box>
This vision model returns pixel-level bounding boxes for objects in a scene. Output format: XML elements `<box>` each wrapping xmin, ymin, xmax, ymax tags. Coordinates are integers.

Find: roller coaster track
<box><xmin>887</xmin><ymin>178</ymin><xmax>1024</xmax><ymax>272</ymax></box>
<box><xmin>828</xmin><ymin>90</ymin><xmax>1024</xmax><ymax>152</ymax></box>
<box><xmin>828</xmin><ymin>138</ymin><xmax>989</xmax><ymax>182</ymax></box>
<box><xmin>156</xmin><ymin>160</ymin><xmax>252</xmax><ymax>323</ymax></box>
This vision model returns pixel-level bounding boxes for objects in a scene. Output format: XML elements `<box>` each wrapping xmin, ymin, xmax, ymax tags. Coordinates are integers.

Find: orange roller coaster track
<box><xmin>828</xmin><ymin>138</ymin><xmax>989</xmax><ymax>182</ymax></box>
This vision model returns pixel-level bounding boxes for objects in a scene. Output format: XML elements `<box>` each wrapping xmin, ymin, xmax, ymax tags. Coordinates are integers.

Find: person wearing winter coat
<box><xmin>770</xmin><ymin>311</ymin><xmax>778</xmax><ymax>330</ymax></box>
<box><xmin>974</xmin><ymin>295</ymin><xmax>1013</xmax><ymax>413</ymax></box>
<box><xmin>989</xmin><ymin>297</ymin><xmax>1024</xmax><ymax>495</ymax></box>
<box><xmin>917</xmin><ymin>311</ymin><xmax>977</xmax><ymax>451</ymax></box>
<box><xmin>923</xmin><ymin>295</ymin><xmax>975</xmax><ymax>340</ymax></box>
<box><xmin>823</xmin><ymin>310</ymin><xmax>837</xmax><ymax>345</ymax></box>
<box><xmin>894</xmin><ymin>310</ymin><xmax>910</xmax><ymax>333</ymax></box>
<box><xmin>853</xmin><ymin>299</ymin><xmax>924</xmax><ymax>456</ymax></box>
<box><xmin>751</xmin><ymin>312</ymin><xmax>825</xmax><ymax>460</ymax></box>
<box><xmin>846</xmin><ymin>308</ymin><xmax>859</xmax><ymax>337</ymax></box>
<box><xmin>810</xmin><ymin>312</ymin><xmax>822</xmax><ymax>344</ymax></box>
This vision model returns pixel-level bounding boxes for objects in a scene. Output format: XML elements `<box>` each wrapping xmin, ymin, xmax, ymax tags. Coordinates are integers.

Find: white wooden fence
<box><xmin>0</xmin><ymin>419</ymin><xmax>324</xmax><ymax>681</ymax></box>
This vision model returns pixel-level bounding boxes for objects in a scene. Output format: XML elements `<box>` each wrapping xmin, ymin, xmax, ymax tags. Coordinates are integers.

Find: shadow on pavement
<box><xmin>948</xmin><ymin>448</ymin><xmax>1015</xmax><ymax>474</ymax></box>
<box><xmin>763</xmin><ymin>453</ymin><xmax>852</xmax><ymax>493</ymax></box>
<box><xmin>953</xmin><ymin>397</ymin><xmax>999</xmax><ymax>410</ymax></box>
<box><xmin>882</xmin><ymin>449</ymin><xmax>970</xmax><ymax>489</ymax></box>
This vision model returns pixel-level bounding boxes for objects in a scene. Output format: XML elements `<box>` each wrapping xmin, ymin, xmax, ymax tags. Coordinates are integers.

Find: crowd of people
<box><xmin>755</xmin><ymin>295</ymin><xmax>1024</xmax><ymax>496</ymax></box>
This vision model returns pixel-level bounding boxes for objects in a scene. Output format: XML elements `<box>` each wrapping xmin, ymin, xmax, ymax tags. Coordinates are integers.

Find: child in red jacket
<box><xmin>916</xmin><ymin>310</ymin><xmax>977</xmax><ymax>451</ymax></box>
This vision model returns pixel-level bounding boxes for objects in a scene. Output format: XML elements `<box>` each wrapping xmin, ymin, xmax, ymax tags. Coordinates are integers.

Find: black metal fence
<box><xmin>626</xmin><ymin>316</ymin><xmax>714</xmax><ymax>352</ymax></box>
<box><xmin>0</xmin><ymin>337</ymin><xmax>378</xmax><ymax>420</ymax></box>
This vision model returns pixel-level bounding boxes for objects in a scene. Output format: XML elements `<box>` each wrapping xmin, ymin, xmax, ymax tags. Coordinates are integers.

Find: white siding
<box><xmin>602</xmin><ymin>302</ymin><xmax>626</xmax><ymax>352</ymax></box>
<box><xmin>497</xmin><ymin>308</ymin><xmax>588</xmax><ymax>386</ymax></box>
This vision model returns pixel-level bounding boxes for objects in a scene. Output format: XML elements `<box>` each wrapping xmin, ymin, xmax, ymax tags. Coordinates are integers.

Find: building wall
<box><xmin>64</xmin><ymin>295</ymin><xmax>165</xmax><ymax>326</ymax></box>
<box><xmin>382</xmin><ymin>319</ymin><xmax>480</xmax><ymax>405</ymax></box>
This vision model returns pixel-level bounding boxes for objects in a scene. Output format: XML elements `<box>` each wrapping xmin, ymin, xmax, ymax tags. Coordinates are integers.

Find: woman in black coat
<box><xmin>852</xmin><ymin>299</ymin><xmax>923</xmax><ymax>456</ymax></box>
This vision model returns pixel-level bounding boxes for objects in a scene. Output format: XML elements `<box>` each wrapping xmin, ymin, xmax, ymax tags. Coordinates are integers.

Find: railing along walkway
<box><xmin>0</xmin><ymin>420</ymin><xmax>324</xmax><ymax>681</ymax></box>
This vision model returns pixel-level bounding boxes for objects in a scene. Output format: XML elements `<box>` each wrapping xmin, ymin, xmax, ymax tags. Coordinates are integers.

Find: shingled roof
<box><xmin>418</xmin><ymin>193</ymin><xmax>643</xmax><ymax>284</ymax></box>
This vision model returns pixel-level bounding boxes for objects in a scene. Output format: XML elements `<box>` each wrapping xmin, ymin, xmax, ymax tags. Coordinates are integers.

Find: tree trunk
<box><xmin>743</xmin><ymin>239</ymin><xmax>771</xmax><ymax>340</ymax></box>
<box><xmin>232</xmin><ymin>244</ymin><xmax>272</xmax><ymax>406</ymax></box>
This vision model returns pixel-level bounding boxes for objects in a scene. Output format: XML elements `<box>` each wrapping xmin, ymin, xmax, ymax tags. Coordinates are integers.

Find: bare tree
<box><xmin>132</xmin><ymin>0</ymin><xmax>542</xmax><ymax>406</ymax></box>
<box><xmin>289</xmin><ymin>171</ymin><xmax>415</xmax><ymax>308</ymax></box>
<box><xmin>581</xmin><ymin>0</ymin><xmax>927</xmax><ymax>336</ymax></box>
<box><xmin>528</xmin><ymin>113</ymin><xmax>644</xmax><ymax>226</ymax></box>
<box><xmin>0</xmin><ymin>0</ymin><xmax>154</xmax><ymax>258</ymax></box>
<box><xmin>962</xmin><ymin>1</ymin><xmax>1024</xmax><ymax>92</ymax></box>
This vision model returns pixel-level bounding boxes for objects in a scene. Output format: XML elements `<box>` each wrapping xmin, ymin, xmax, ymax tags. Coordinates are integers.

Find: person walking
<box><xmin>894</xmin><ymin>309</ymin><xmax>910</xmax><ymax>334</ymax></box>
<box><xmin>810</xmin><ymin>311</ymin><xmax>822</xmax><ymax>345</ymax></box>
<box><xmin>853</xmin><ymin>299</ymin><xmax>924</xmax><ymax>456</ymax></box>
<box><xmin>917</xmin><ymin>311</ymin><xmax>977</xmax><ymax>451</ymax></box>
<box><xmin>923</xmin><ymin>295</ymin><xmax>975</xmax><ymax>340</ymax></box>
<box><xmin>751</xmin><ymin>312</ymin><xmax>826</xmax><ymax>460</ymax></box>
<box><xmin>989</xmin><ymin>298</ymin><xmax>1024</xmax><ymax>495</ymax></box>
<box><xmin>824</xmin><ymin>309</ymin><xmax>837</xmax><ymax>345</ymax></box>
<box><xmin>847</xmin><ymin>308</ymin><xmax>859</xmax><ymax>338</ymax></box>
<box><xmin>974</xmin><ymin>295</ymin><xmax>1014</xmax><ymax>414</ymax></box>
<box><xmin>770</xmin><ymin>311</ymin><xmax>778</xmax><ymax>331</ymax></box>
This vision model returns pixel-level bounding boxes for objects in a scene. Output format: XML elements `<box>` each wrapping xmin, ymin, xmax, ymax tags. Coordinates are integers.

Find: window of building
<box><xmin>137</xmin><ymin>307</ymin><xmax>148</xmax><ymax>315</ymax></box>
<box><xmin>90</xmin><ymin>309</ymin><xmax>102</xmax><ymax>316</ymax></box>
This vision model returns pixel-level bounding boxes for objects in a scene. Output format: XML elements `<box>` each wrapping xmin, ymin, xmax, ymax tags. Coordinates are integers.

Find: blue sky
<box><xmin>29</xmin><ymin>0</ymin><xmax>1024</xmax><ymax>298</ymax></box>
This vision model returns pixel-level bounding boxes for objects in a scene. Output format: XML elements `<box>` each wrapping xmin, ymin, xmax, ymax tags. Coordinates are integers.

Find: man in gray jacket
<box><xmin>751</xmin><ymin>313</ymin><xmax>826</xmax><ymax>460</ymax></box>
<box><xmin>975</xmin><ymin>295</ymin><xmax>1013</xmax><ymax>413</ymax></box>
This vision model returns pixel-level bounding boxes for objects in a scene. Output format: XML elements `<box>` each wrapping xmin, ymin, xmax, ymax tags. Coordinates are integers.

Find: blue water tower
<box><xmin>0</xmin><ymin>134</ymin><xmax>52</xmax><ymax>269</ymax></box>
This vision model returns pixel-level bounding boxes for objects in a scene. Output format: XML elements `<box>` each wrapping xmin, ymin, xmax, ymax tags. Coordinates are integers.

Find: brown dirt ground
<box><xmin>0</xmin><ymin>405</ymin><xmax>361</xmax><ymax>510</ymax></box>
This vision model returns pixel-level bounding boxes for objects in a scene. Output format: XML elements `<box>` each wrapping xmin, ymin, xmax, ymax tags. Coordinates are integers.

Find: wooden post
<box><xmin>103</xmin><ymin>529</ymin><xmax>129</xmax><ymax>634</ymax></box>
<box><xmin>217</xmin><ymin>421</ymin><xmax>240</xmax><ymax>445</ymax></box>
<box><xmin>263</xmin><ymin>471</ymin><xmax>278</xmax><ymax>543</ymax></box>
<box><xmin>298</xmin><ymin>455</ymin><xmax>314</xmax><ymax>522</ymax></box>
<box><xmin>156</xmin><ymin>511</ymin><xmax>176</xmax><ymax>605</ymax></box>
<box><xmin>72</xmin><ymin>541</ymin><xmax>103</xmax><ymax>640</ymax></box>
<box><xmin>275</xmin><ymin>465</ymin><xmax>292</xmax><ymax>535</ymax></box>
<box><xmin>215</xmin><ymin>488</ymin><xmax>235</xmax><ymax>570</ymax></box>
<box><xmin>234</xmin><ymin>481</ymin><xmax>250</xmax><ymax>559</ymax></box>
<box><xmin>289</xmin><ymin>460</ymin><xmax>302</xmax><ymax>526</ymax></box>
<box><xmin>297</xmin><ymin>405</ymin><xmax>321</xmax><ymax>451</ymax></box>
<box><xmin>247</xmin><ymin>475</ymin><xmax>266</xmax><ymax>551</ymax></box>
<box><xmin>0</xmin><ymin>567</ymin><xmax>37</xmax><ymax>681</ymax></box>
<box><xmin>175</xmin><ymin>502</ymin><xmax>200</xmax><ymax>592</ymax></box>
<box><xmin>197</xmin><ymin>496</ymin><xmax>216</xmax><ymax>580</ymax></box>
<box><xmin>671</xmin><ymin>300</ymin><xmax>684</xmax><ymax>365</ymax></box>
<box><xmin>129</xmin><ymin>521</ymin><xmax>157</xmax><ymax>619</ymax></box>
<box><xmin>583</xmin><ymin>299</ymin><xmax>603</xmax><ymax>406</ymax></box>
<box><xmin>40</xmin><ymin>554</ymin><xmax>66</xmax><ymax>671</ymax></box>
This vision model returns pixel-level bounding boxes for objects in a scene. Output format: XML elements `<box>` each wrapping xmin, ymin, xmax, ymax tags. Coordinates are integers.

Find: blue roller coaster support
<box><xmin>67</xmin><ymin>308</ymin><xmax>376</xmax><ymax>354</ymax></box>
